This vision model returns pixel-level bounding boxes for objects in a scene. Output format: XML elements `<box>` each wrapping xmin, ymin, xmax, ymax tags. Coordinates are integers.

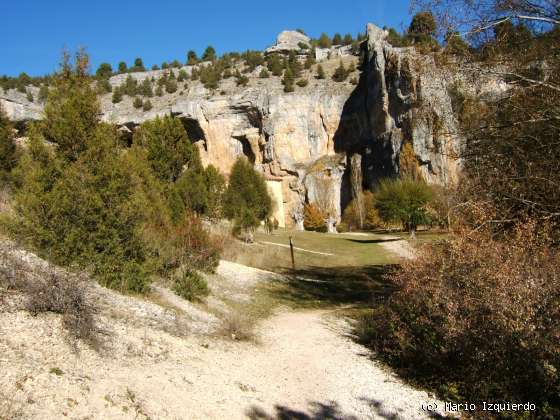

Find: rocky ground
<box><xmin>0</xmin><ymin>240</ymin><xmax>447</xmax><ymax>420</ymax></box>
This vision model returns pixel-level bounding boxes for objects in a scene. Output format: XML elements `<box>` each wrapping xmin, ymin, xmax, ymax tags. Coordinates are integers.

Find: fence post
<box><xmin>289</xmin><ymin>236</ymin><xmax>296</xmax><ymax>276</ymax></box>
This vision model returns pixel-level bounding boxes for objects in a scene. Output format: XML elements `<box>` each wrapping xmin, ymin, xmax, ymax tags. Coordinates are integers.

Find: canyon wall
<box><xmin>1</xmin><ymin>24</ymin><xmax>471</xmax><ymax>229</ymax></box>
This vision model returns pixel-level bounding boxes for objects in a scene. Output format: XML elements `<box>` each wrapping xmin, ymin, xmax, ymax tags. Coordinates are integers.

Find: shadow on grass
<box><xmin>344</xmin><ymin>238</ymin><xmax>403</xmax><ymax>245</ymax></box>
<box><xmin>267</xmin><ymin>264</ymin><xmax>398</xmax><ymax>309</ymax></box>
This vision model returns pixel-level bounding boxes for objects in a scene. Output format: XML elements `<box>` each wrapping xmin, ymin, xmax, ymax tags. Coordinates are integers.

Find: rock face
<box><xmin>265</xmin><ymin>30</ymin><xmax>310</xmax><ymax>54</ymax></box>
<box><xmin>2</xmin><ymin>24</ymin><xmax>473</xmax><ymax>230</ymax></box>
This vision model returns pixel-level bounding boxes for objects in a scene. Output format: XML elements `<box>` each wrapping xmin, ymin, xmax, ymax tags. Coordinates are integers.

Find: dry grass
<box><xmin>0</xmin><ymin>244</ymin><xmax>100</xmax><ymax>348</ymax></box>
<box><xmin>215</xmin><ymin>311</ymin><xmax>256</xmax><ymax>342</ymax></box>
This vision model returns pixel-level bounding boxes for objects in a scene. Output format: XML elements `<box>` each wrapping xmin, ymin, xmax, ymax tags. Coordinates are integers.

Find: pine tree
<box><xmin>118</xmin><ymin>61</ymin><xmax>128</xmax><ymax>73</ymax></box>
<box><xmin>155</xmin><ymin>85</ymin><xmax>163</xmax><ymax>97</ymax></box>
<box><xmin>38</xmin><ymin>85</ymin><xmax>49</xmax><ymax>103</ymax></box>
<box><xmin>343</xmin><ymin>33</ymin><xmax>354</xmax><ymax>46</ymax></box>
<box><xmin>142</xmin><ymin>99</ymin><xmax>152</xmax><ymax>111</ymax></box>
<box><xmin>187</xmin><ymin>50</ymin><xmax>198</xmax><ymax>65</ymax></box>
<box><xmin>165</xmin><ymin>78</ymin><xmax>178</xmax><ymax>93</ymax></box>
<box><xmin>42</xmin><ymin>50</ymin><xmax>100</xmax><ymax>162</ymax></box>
<box><xmin>123</xmin><ymin>74</ymin><xmax>138</xmax><ymax>96</ymax></box>
<box><xmin>269</xmin><ymin>55</ymin><xmax>283</xmax><ymax>76</ymax></box>
<box><xmin>133</xmin><ymin>96</ymin><xmax>143</xmax><ymax>109</ymax></box>
<box><xmin>304</xmin><ymin>51</ymin><xmax>316</xmax><ymax>69</ymax></box>
<box><xmin>316</xmin><ymin>64</ymin><xmax>326</xmax><ymax>80</ymax></box>
<box><xmin>112</xmin><ymin>86</ymin><xmax>123</xmax><ymax>103</ymax></box>
<box><xmin>318</xmin><ymin>33</ymin><xmax>332</xmax><ymax>48</ymax></box>
<box><xmin>202</xmin><ymin>45</ymin><xmax>216</xmax><ymax>62</ymax></box>
<box><xmin>96</xmin><ymin>62</ymin><xmax>113</xmax><ymax>79</ymax></box>
<box><xmin>132</xmin><ymin>115</ymin><xmax>198</xmax><ymax>183</ymax></box>
<box><xmin>259</xmin><ymin>68</ymin><xmax>270</xmax><ymax>78</ymax></box>
<box><xmin>0</xmin><ymin>104</ymin><xmax>17</xmax><ymax>179</ymax></box>
<box><xmin>223</xmin><ymin>157</ymin><xmax>272</xmax><ymax>240</ymax></box>
<box><xmin>140</xmin><ymin>78</ymin><xmax>153</xmax><ymax>97</ymax></box>
<box><xmin>332</xmin><ymin>60</ymin><xmax>348</xmax><ymax>82</ymax></box>
<box><xmin>332</xmin><ymin>33</ymin><xmax>343</xmax><ymax>45</ymax></box>
<box><xmin>282</xmin><ymin>67</ymin><xmax>295</xmax><ymax>92</ymax></box>
<box><xmin>26</xmin><ymin>90</ymin><xmax>34</xmax><ymax>102</ymax></box>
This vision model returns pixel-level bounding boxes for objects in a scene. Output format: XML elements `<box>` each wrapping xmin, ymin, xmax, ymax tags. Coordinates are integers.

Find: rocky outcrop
<box><xmin>2</xmin><ymin>24</ymin><xmax>482</xmax><ymax>230</ymax></box>
<box><xmin>265</xmin><ymin>30</ymin><xmax>310</xmax><ymax>55</ymax></box>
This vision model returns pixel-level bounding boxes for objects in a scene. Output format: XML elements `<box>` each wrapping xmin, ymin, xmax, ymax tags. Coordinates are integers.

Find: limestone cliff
<box><xmin>1</xmin><ymin>24</ymin><xmax>477</xmax><ymax>229</ymax></box>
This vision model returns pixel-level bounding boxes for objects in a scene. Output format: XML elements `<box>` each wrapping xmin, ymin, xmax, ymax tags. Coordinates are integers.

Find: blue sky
<box><xmin>1</xmin><ymin>0</ymin><xmax>411</xmax><ymax>77</ymax></box>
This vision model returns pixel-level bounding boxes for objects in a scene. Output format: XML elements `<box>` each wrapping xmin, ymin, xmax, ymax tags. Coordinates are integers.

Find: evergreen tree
<box><xmin>142</xmin><ymin>99</ymin><xmax>152</xmax><ymax>111</ymax></box>
<box><xmin>132</xmin><ymin>115</ymin><xmax>197</xmax><ymax>183</ymax></box>
<box><xmin>0</xmin><ymin>104</ymin><xmax>17</xmax><ymax>180</ymax></box>
<box><xmin>223</xmin><ymin>157</ymin><xmax>272</xmax><ymax>239</ymax></box>
<box><xmin>318</xmin><ymin>33</ymin><xmax>332</xmax><ymax>48</ymax></box>
<box><xmin>140</xmin><ymin>78</ymin><xmax>153</xmax><ymax>97</ymax></box>
<box><xmin>26</xmin><ymin>90</ymin><xmax>34</xmax><ymax>102</ymax></box>
<box><xmin>316</xmin><ymin>64</ymin><xmax>326</xmax><ymax>79</ymax></box>
<box><xmin>42</xmin><ymin>50</ymin><xmax>100</xmax><ymax>162</ymax></box>
<box><xmin>123</xmin><ymin>74</ymin><xmax>138</xmax><ymax>96</ymax></box>
<box><xmin>287</xmin><ymin>51</ymin><xmax>303</xmax><ymax>78</ymax></box>
<box><xmin>332</xmin><ymin>33</ymin><xmax>343</xmax><ymax>45</ymax></box>
<box><xmin>151</xmin><ymin>64</ymin><xmax>159</xmax><ymax>70</ymax></box>
<box><xmin>204</xmin><ymin>164</ymin><xmax>225</xmax><ymax>219</ymax></box>
<box><xmin>282</xmin><ymin>67</ymin><xmax>295</xmax><ymax>92</ymax></box>
<box><xmin>259</xmin><ymin>68</ymin><xmax>270</xmax><ymax>78</ymax></box>
<box><xmin>165</xmin><ymin>78</ymin><xmax>178</xmax><ymax>93</ymax></box>
<box><xmin>269</xmin><ymin>55</ymin><xmax>283</xmax><ymax>76</ymax></box>
<box><xmin>202</xmin><ymin>45</ymin><xmax>216</xmax><ymax>62</ymax></box>
<box><xmin>332</xmin><ymin>60</ymin><xmax>348</xmax><ymax>82</ymax></box>
<box><xmin>118</xmin><ymin>61</ymin><xmax>128</xmax><ymax>73</ymax></box>
<box><xmin>96</xmin><ymin>62</ymin><xmax>113</xmax><ymax>79</ymax></box>
<box><xmin>155</xmin><ymin>85</ymin><xmax>164</xmax><ymax>96</ymax></box>
<box><xmin>133</xmin><ymin>96</ymin><xmax>143</xmax><ymax>109</ymax></box>
<box><xmin>187</xmin><ymin>50</ymin><xmax>198</xmax><ymax>65</ymax></box>
<box><xmin>131</xmin><ymin>57</ymin><xmax>146</xmax><ymax>72</ymax></box>
<box><xmin>408</xmin><ymin>11</ymin><xmax>437</xmax><ymax>45</ymax></box>
<box><xmin>112</xmin><ymin>86</ymin><xmax>123</xmax><ymax>103</ymax></box>
<box><xmin>343</xmin><ymin>33</ymin><xmax>354</xmax><ymax>46</ymax></box>
<box><xmin>304</xmin><ymin>51</ymin><xmax>316</xmax><ymax>69</ymax></box>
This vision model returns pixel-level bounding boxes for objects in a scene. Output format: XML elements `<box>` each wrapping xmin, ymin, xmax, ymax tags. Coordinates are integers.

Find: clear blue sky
<box><xmin>1</xmin><ymin>0</ymin><xmax>411</xmax><ymax>77</ymax></box>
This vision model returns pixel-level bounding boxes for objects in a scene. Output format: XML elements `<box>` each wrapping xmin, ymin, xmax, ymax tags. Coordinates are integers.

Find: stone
<box><xmin>265</xmin><ymin>30</ymin><xmax>310</xmax><ymax>55</ymax></box>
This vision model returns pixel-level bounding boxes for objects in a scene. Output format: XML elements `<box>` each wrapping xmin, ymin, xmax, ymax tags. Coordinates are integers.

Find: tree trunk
<box><xmin>409</xmin><ymin>225</ymin><xmax>417</xmax><ymax>239</ymax></box>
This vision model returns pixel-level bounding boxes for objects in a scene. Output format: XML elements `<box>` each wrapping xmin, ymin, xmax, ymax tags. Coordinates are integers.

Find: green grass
<box><xmin>222</xmin><ymin>229</ymin><xmax>407</xmax><ymax>310</ymax></box>
<box><xmin>223</xmin><ymin>228</ymin><xmax>400</xmax><ymax>271</ymax></box>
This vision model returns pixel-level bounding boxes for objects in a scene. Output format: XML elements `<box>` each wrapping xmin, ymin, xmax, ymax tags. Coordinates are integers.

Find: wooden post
<box><xmin>289</xmin><ymin>236</ymin><xmax>296</xmax><ymax>276</ymax></box>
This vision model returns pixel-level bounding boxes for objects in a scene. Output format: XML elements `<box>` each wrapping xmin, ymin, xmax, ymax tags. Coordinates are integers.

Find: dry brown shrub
<box><xmin>0</xmin><ymin>246</ymin><xmax>99</xmax><ymax>347</ymax></box>
<box><xmin>359</xmin><ymin>221</ymin><xmax>560</xmax><ymax>417</ymax></box>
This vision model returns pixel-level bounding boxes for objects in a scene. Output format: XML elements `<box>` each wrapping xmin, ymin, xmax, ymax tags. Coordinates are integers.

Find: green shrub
<box><xmin>165</xmin><ymin>79</ymin><xmax>178</xmax><ymax>93</ymax></box>
<box><xmin>26</xmin><ymin>90</ymin><xmax>34</xmax><ymax>102</ymax></box>
<box><xmin>259</xmin><ymin>68</ymin><xmax>270</xmax><ymax>78</ymax></box>
<box><xmin>296</xmin><ymin>79</ymin><xmax>308</xmax><ymax>87</ymax></box>
<box><xmin>374</xmin><ymin>178</ymin><xmax>433</xmax><ymax>237</ymax></box>
<box><xmin>133</xmin><ymin>96</ymin><xmax>143</xmax><ymax>109</ymax></box>
<box><xmin>112</xmin><ymin>86</ymin><xmax>123</xmax><ymax>103</ymax></box>
<box><xmin>172</xmin><ymin>269</ymin><xmax>209</xmax><ymax>302</ymax></box>
<box><xmin>142</xmin><ymin>99</ymin><xmax>152</xmax><ymax>111</ymax></box>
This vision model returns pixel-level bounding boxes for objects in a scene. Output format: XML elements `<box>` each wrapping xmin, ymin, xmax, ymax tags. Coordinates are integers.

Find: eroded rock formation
<box><xmin>1</xmin><ymin>23</ymin><xmax>475</xmax><ymax>229</ymax></box>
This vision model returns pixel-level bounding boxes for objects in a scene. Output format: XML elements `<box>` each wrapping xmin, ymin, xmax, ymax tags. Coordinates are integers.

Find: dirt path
<box><xmin>1</xmin><ymin>308</ymin><xmax>445</xmax><ymax>419</ymax></box>
<box><xmin>1</xmin><ymin>248</ymin><xmax>444</xmax><ymax>419</ymax></box>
